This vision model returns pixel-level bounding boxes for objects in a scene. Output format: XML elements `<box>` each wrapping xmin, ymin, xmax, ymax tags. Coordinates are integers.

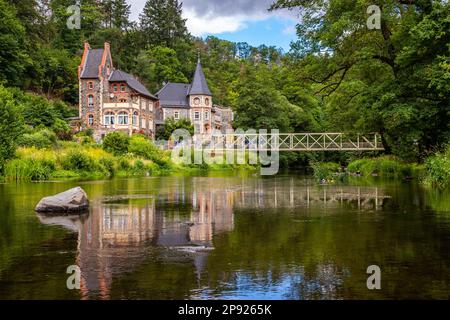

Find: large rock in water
<box><xmin>35</xmin><ymin>187</ymin><xmax>89</xmax><ymax>214</ymax></box>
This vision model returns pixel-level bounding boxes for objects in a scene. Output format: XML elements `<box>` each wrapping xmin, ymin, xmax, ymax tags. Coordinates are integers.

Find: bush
<box><xmin>129</xmin><ymin>135</ymin><xmax>172</xmax><ymax>168</ymax></box>
<box><xmin>0</xmin><ymin>85</ymin><xmax>23</xmax><ymax>173</ymax></box>
<box><xmin>62</xmin><ymin>150</ymin><xmax>95</xmax><ymax>171</ymax></box>
<box><xmin>18</xmin><ymin>129</ymin><xmax>57</xmax><ymax>149</ymax></box>
<box><xmin>425</xmin><ymin>149</ymin><xmax>450</xmax><ymax>188</ymax></box>
<box><xmin>347</xmin><ymin>156</ymin><xmax>418</xmax><ymax>179</ymax></box>
<box><xmin>99</xmin><ymin>156</ymin><xmax>116</xmax><ymax>176</ymax></box>
<box><xmin>311</xmin><ymin>162</ymin><xmax>341</xmax><ymax>181</ymax></box>
<box><xmin>52</xmin><ymin>118</ymin><xmax>72</xmax><ymax>140</ymax></box>
<box><xmin>103</xmin><ymin>132</ymin><xmax>130</xmax><ymax>155</ymax></box>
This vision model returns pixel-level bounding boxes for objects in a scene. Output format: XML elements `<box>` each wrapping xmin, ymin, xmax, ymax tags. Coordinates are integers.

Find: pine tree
<box><xmin>139</xmin><ymin>0</ymin><xmax>189</xmax><ymax>48</ymax></box>
<box><xmin>111</xmin><ymin>0</ymin><xmax>130</xmax><ymax>30</ymax></box>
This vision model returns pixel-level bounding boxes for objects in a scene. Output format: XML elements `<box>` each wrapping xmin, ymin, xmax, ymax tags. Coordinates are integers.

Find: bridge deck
<box><xmin>195</xmin><ymin>133</ymin><xmax>384</xmax><ymax>151</ymax></box>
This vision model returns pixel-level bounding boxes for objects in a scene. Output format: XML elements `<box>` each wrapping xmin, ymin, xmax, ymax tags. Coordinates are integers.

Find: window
<box><xmin>88</xmin><ymin>95</ymin><xmax>94</xmax><ymax>108</ymax></box>
<box><xmin>205</xmin><ymin>98</ymin><xmax>210</xmax><ymax>106</ymax></box>
<box><xmin>204</xmin><ymin>111</ymin><xmax>209</xmax><ymax>120</ymax></box>
<box><xmin>119</xmin><ymin>99</ymin><xmax>127</xmax><ymax>103</ymax></box>
<box><xmin>121</xmin><ymin>85</ymin><xmax>126</xmax><ymax>92</ymax></box>
<box><xmin>132</xmin><ymin>112</ymin><xmax>138</xmax><ymax>126</ymax></box>
<box><xmin>194</xmin><ymin>111</ymin><xmax>200</xmax><ymax>120</ymax></box>
<box><xmin>104</xmin><ymin>112</ymin><xmax>115</xmax><ymax>126</ymax></box>
<box><xmin>88</xmin><ymin>82</ymin><xmax>94</xmax><ymax>90</ymax></box>
<box><xmin>194</xmin><ymin>97</ymin><xmax>200</xmax><ymax>105</ymax></box>
<box><xmin>88</xmin><ymin>114</ymin><xmax>94</xmax><ymax>126</ymax></box>
<box><xmin>174</xmin><ymin>111</ymin><xmax>179</xmax><ymax>120</ymax></box>
<box><xmin>113</xmin><ymin>85</ymin><xmax>118</xmax><ymax>92</ymax></box>
<box><xmin>118</xmin><ymin>112</ymin><xmax>128</xmax><ymax>125</ymax></box>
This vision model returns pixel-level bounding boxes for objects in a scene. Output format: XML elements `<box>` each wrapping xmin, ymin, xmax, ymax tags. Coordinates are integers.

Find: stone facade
<box><xmin>156</xmin><ymin>61</ymin><xmax>233</xmax><ymax>139</ymax></box>
<box><xmin>78</xmin><ymin>42</ymin><xmax>158</xmax><ymax>140</ymax></box>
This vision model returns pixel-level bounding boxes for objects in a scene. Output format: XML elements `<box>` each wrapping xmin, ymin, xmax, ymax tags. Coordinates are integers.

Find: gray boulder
<box><xmin>35</xmin><ymin>187</ymin><xmax>89</xmax><ymax>214</ymax></box>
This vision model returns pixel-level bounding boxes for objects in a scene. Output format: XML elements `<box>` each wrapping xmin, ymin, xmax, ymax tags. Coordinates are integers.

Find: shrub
<box><xmin>311</xmin><ymin>162</ymin><xmax>341</xmax><ymax>181</ymax></box>
<box><xmin>425</xmin><ymin>150</ymin><xmax>450</xmax><ymax>188</ymax></box>
<box><xmin>62</xmin><ymin>150</ymin><xmax>95</xmax><ymax>171</ymax></box>
<box><xmin>117</xmin><ymin>156</ymin><xmax>132</xmax><ymax>171</ymax></box>
<box><xmin>18</xmin><ymin>129</ymin><xmax>57</xmax><ymax>149</ymax></box>
<box><xmin>52</xmin><ymin>118</ymin><xmax>72</xmax><ymax>140</ymax></box>
<box><xmin>0</xmin><ymin>85</ymin><xmax>23</xmax><ymax>173</ymax></box>
<box><xmin>99</xmin><ymin>156</ymin><xmax>116</xmax><ymax>176</ymax></box>
<box><xmin>129</xmin><ymin>135</ymin><xmax>172</xmax><ymax>168</ymax></box>
<box><xmin>103</xmin><ymin>132</ymin><xmax>130</xmax><ymax>155</ymax></box>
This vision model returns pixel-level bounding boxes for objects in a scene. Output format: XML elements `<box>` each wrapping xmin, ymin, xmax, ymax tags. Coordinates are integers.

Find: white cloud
<box><xmin>127</xmin><ymin>0</ymin><xmax>298</xmax><ymax>37</ymax></box>
<box><xmin>183</xmin><ymin>8</ymin><xmax>267</xmax><ymax>36</ymax></box>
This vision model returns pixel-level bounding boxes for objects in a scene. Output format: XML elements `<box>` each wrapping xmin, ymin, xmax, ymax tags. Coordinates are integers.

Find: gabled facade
<box><xmin>156</xmin><ymin>60</ymin><xmax>233</xmax><ymax>136</ymax></box>
<box><xmin>78</xmin><ymin>42</ymin><xmax>158</xmax><ymax>140</ymax></box>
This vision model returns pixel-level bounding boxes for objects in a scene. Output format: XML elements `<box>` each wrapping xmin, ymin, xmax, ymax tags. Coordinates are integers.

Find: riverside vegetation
<box><xmin>311</xmin><ymin>151</ymin><xmax>450</xmax><ymax>189</ymax></box>
<box><xmin>0</xmin><ymin>1</ymin><xmax>448</xmax><ymax>187</ymax></box>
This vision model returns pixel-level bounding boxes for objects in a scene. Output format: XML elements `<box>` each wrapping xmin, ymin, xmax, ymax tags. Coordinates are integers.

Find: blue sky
<box><xmin>128</xmin><ymin>0</ymin><xmax>299</xmax><ymax>51</ymax></box>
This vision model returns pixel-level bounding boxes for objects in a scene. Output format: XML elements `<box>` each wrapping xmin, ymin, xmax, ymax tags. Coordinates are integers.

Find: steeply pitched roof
<box><xmin>109</xmin><ymin>70</ymin><xmax>157</xmax><ymax>99</ymax></box>
<box><xmin>80</xmin><ymin>49</ymin><xmax>104</xmax><ymax>79</ymax></box>
<box><xmin>188</xmin><ymin>61</ymin><xmax>212</xmax><ymax>96</ymax></box>
<box><xmin>156</xmin><ymin>83</ymin><xmax>191</xmax><ymax>107</ymax></box>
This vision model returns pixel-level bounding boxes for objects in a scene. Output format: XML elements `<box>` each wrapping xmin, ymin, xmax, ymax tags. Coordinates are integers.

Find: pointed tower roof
<box><xmin>188</xmin><ymin>59</ymin><xmax>212</xmax><ymax>96</ymax></box>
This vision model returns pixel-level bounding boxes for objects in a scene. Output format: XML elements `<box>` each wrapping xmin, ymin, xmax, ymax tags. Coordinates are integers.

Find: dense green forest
<box><xmin>0</xmin><ymin>0</ymin><xmax>448</xmax><ymax>182</ymax></box>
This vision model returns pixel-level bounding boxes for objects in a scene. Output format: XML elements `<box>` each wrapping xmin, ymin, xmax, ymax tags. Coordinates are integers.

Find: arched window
<box><xmin>121</xmin><ymin>84</ymin><xmax>126</xmax><ymax>92</ymax></box>
<box><xmin>88</xmin><ymin>95</ymin><xmax>94</xmax><ymax>108</ymax></box>
<box><xmin>88</xmin><ymin>114</ymin><xmax>94</xmax><ymax>126</ymax></box>
<box><xmin>104</xmin><ymin>112</ymin><xmax>115</xmax><ymax>126</ymax></box>
<box><xmin>118</xmin><ymin>112</ymin><xmax>128</xmax><ymax>125</ymax></box>
<box><xmin>193</xmin><ymin>97</ymin><xmax>200</xmax><ymax>105</ymax></box>
<box><xmin>205</xmin><ymin>98</ymin><xmax>210</xmax><ymax>106</ymax></box>
<box><xmin>88</xmin><ymin>82</ymin><xmax>94</xmax><ymax>90</ymax></box>
<box><xmin>132</xmin><ymin>112</ymin><xmax>138</xmax><ymax>126</ymax></box>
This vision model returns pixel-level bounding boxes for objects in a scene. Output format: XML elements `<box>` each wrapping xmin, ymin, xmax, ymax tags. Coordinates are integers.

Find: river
<box><xmin>0</xmin><ymin>173</ymin><xmax>449</xmax><ymax>299</ymax></box>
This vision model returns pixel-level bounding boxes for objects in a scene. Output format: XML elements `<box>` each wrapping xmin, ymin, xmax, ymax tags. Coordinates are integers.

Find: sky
<box><xmin>128</xmin><ymin>0</ymin><xmax>300</xmax><ymax>51</ymax></box>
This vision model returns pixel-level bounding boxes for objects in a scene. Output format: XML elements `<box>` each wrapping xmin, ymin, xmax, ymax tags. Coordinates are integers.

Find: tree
<box><xmin>139</xmin><ymin>0</ymin><xmax>190</xmax><ymax>48</ymax></box>
<box><xmin>102</xmin><ymin>0</ymin><xmax>131</xmax><ymax>29</ymax></box>
<box><xmin>135</xmin><ymin>46</ymin><xmax>188</xmax><ymax>92</ymax></box>
<box><xmin>270</xmin><ymin>0</ymin><xmax>450</xmax><ymax>161</ymax></box>
<box><xmin>232</xmin><ymin>65</ymin><xmax>314</xmax><ymax>132</ymax></box>
<box><xmin>0</xmin><ymin>0</ymin><xmax>28</xmax><ymax>86</ymax></box>
<box><xmin>0</xmin><ymin>85</ymin><xmax>24</xmax><ymax>173</ymax></box>
<box><xmin>157</xmin><ymin>118</ymin><xmax>194</xmax><ymax>141</ymax></box>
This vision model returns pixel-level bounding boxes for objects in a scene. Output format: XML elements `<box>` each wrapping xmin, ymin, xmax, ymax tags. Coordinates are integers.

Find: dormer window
<box><xmin>88</xmin><ymin>82</ymin><xmax>94</xmax><ymax>90</ymax></box>
<box><xmin>113</xmin><ymin>85</ymin><xmax>118</xmax><ymax>92</ymax></box>
<box><xmin>121</xmin><ymin>84</ymin><xmax>126</xmax><ymax>92</ymax></box>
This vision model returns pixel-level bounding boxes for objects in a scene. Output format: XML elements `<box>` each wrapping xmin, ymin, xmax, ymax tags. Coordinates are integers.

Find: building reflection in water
<box><xmin>37</xmin><ymin>178</ymin><xmax>389</xmax><ymax>299</ymax></box>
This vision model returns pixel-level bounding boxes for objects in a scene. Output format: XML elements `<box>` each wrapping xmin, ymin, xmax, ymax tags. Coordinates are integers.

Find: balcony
<box><xmin>103</xmin><ymin>102</ymin><xmax>140</xmax><ymax>110</ymax></box>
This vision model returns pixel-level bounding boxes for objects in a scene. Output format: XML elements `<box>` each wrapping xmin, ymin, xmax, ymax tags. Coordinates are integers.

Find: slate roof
<box><xmin>109</xmin><ymin>70</ymin><xmax>157</xmax><ymax>99</ymax></box>
<box><xmin>188</xmin><ymin>62</ymin><xmax>212</xmax><ymax>96</ymax></box>
<box><xmin>80</xmin><ymin>49</ymin><xmax>104</xmax><ymax>79</ymax></box>
<box><xmin>156</xmin><ymin>83</ymin><xmax>191</xmax><ymax>108</ymax></box>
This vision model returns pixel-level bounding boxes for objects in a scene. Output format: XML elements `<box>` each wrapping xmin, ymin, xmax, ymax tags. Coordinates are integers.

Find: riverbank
<box><xmin>1</xmin><ymin>134</ymin><xmax>257</xmax><ymax>182</ymax></box>
<box><xmin>311</xmin><ymin>150</ymin><xmax>450</xmax><ymax>189</ymax></box>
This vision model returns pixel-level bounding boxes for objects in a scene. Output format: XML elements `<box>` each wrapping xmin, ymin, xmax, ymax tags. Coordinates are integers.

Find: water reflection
<box><xmin>35</xmin><ymin>178</ymin><xmax>394</xmax><ymax>299</ymax></box>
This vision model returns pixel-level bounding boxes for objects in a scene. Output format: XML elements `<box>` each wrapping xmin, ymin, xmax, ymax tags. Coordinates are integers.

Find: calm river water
<box><xmin>0</xmin><ymin>173</ymin><xmax>449</xmax><ymax>299</ymax></box>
